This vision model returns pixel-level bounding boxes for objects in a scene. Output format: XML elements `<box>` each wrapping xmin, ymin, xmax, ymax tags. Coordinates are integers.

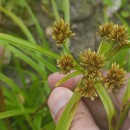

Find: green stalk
<box><xmin>63</xmin><ymin>0</ymin><xmax>70</xmax><ymax>23</ymax></box>
<box><xmin>63</xmin><ymin>0</ymin><xmax>70</xmax><ymax>50</ymax></box>
<box><xmin>51</xmin><ymin>0</ymin><xmax>60</xmax><ymax>20</ymax></box>
<box><xmin>63</xmin><ymin>43</ymin><xmax>84</xmax><ymax>72</ymax></box>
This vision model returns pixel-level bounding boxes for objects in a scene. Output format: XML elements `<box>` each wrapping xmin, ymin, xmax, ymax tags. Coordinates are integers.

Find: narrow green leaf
<box><xmin>7</xmin><ymin>45</ymin><xmax>44</xmax><ymax>75</ymax></box>
<box><xmin>97</xmin><ymin>40</ymin><xmax>114</xmax><ymax>56</ymax></box>
<box><xmin>55</xmin><ymin>91</ymin><xmax>81</xmax><ymax>130</ymax></box>
<box><xmin>94</xmin><ymin>81</ymin><xmax>117</xmax><ymax>130</ymax></box>
<box><xmin>23</xmin><ymin>0</ymin><xmax>49</xmax><ymax>48</ymax></box>
<box><xmin>41</xmin><ymin>121</ymin><xmax>55</xmax><ymax>130</ymax></box>
<box><xmin>0</xmin><ymin>33</ymin><xmax>60</xmax><ymax>59</ymax></box>
<box><xmin>0</xmin><ymin>6</ymin><xmax>36</xmax><ymax>43</ymax></box>
<box><xmin>26</xmin><ymin>50</ymin><xmax>58</xmax><ymax>72</ymax></box>
<box><xmin>116</xmin><ymin>79</ymin><xmax>130</xmax><ymax>130</ymax></box>
<box><xmin>106</xmin><ymin>44</ymin><xmax>130</xmax><ymax>61</ymax></box>
<box><xmin>55</xmin><ymin>71</ymin><xmax>82</xmax><ymax>87</ymax></box>
<box><xmin>0</xmin><ymin>108</ymin><xmax>35</xmax><ymax>119</ymax></box>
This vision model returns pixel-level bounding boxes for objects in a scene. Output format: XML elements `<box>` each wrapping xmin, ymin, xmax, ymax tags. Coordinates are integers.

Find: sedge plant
<box><xmin>50</xmin><ymin>18</ymin><xmax>130</xmax><ymax>130</ymax></box>
<box><xmin>0</xmin><ymin>1</ymin><xmax>130</xmax><ymax>130</ymax></box>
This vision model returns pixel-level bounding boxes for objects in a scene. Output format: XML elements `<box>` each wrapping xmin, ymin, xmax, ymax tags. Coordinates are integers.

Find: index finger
<box><xmin>48</xmin><ymin>72</ymin><xmax>83</xmax><ymax>90</ymax></box>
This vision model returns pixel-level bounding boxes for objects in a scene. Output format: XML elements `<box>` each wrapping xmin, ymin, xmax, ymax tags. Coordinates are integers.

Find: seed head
<box><xmin>110</xmin><ymin>25</ymin><xmax>129</xmax><ymax>46</ymax></box>
<box><xmin>57</xmin><ymin>54</ymin><xmax>74</xmax><ymax>74</ymax></box>
<box><xmin>51</xmin><ymin>18</ymin><xmax>75</xmax><ymax>46</ymax></box>
<box><xmin>80</xmin><ymin>48</ymin><xmax>105</xmax><ymax>71</ymax></box>
<box><xmin>84</xmin><ymin>70</ymin><xmax>102</xmax><ymax>80</ymax></box>
<box><xmin>76</xmin><ymin>79</ymin><xmax>98</xmax><ymax>100</ymax></box>
<box><xmin>104</xmin><ymin>63</ymin><xmax>126</xmax><ymax>92</ymax></box>
<box><xmin>97</xmin><ymin>22</ymin><xmax>114</xmax><ymax>40</ymax></box>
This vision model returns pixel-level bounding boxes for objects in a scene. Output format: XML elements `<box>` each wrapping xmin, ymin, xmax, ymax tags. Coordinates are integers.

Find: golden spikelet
<box><xmin>57</xmin><ymin>54</ymin><xmax>74</xmax><ymax>74</ymax></box>
<box><xmin>76</xmin><ymin>79</ymin><xmax>98</xmax><ymax>100</ymax></box>
<box><xmin>110</xmin><ymin>25</ymin><xmax>129</xmax><ymax>45</ymax></box>
<box><xmin>104</xmin><ymin>63</ymin><xmax>126</xmax><ymax>92</ymax></box>
<box><xmin>51</xmin><ymin>18</ymin><xmax>75</xmax><ymax>46</ymax></box>
<box><xmin>84</xmin><ymin>70</ymin><xmax>102</xmax><ymax>80</ymax></box>
<box><xmin>80</xmin><ymin>48</ymin><xmax>105</xmax><ymax>71</ymax></box>
<box><xmin>97</xmin><ymin>22</ymin><xmax>114</xmax><ymax>40</ymax></box>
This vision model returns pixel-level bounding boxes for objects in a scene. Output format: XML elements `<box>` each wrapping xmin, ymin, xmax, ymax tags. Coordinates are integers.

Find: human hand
<box><xmin>47</xmin><ymin>72</ymin><xmax>130</xmax><ymax>130</ymax></box>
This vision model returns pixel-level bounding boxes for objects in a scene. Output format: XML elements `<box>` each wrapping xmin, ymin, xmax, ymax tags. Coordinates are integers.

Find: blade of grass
<box><xmin>23</xmin><ymin>0</ymin><xmax>49</xmax><ymax>48</ymax></box>
<box><xmin>55</xmin><ymin>71</ymin><xmax>82</xmax><ymax>87</ymax></box>
<box><xmin>55</xmin><ymin>91</ymin><xmax>81</xmax><ymax>130</ymax></box>
<box><xmin>7</xmin><ymin>45</ymin><xmax>44</xmax><ymax>76</ymax></box>
<box><xmin>0</xmin><ymin>6</ymin><xmax>36</xmax><ymax>43</ymax></box>
<box><xmin>0</xmin><ymin>33</ymin><xmax>60</xmax><ymax>59</ymax></box>
<box><xmin>115</xmin><ymin>13</ymin><xmax>130</xmax><ymax>71</ymax></box>
<box><xmin>106</xmin><ymin>44</ymin><xmax>130</xmax><ymax>61</ymax></box>
<box><xmin>0</xmin><ymin>108</ymin><xmax>35</xmax><ymax>119</ymax></box>
<box><xmin>25</xmin><ymin>50</ymin><xmax>58</xmax><ymax>73</ymax></box>
<box><xmin>94</xmin><ymin>81</ymin><xmax>117</xmax><ymax>130</ymax></box>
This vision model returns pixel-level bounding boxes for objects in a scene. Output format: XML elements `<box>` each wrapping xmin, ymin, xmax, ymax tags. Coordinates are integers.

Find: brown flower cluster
<box><xmin>97</xmin><ymin>22</ymin><xmax>114</xmax><ymax>41</ymax></box>
<box><xmin>110</xmin><ymin>25</ymin><xmax>129</xmax><ymax>45</ymax></box>
<box><xmin>76</xmin><ymin>79</ymin><xmax>98</xmax><ymax>100</ymax></box>
<box><xmin>80</xmin><ymin>48</ymin><xmax>105</xmax><ymax>76</ymax></box>
<box><xmin>51</xmin><ymin>18</ymin><xmax>75</xmax><ymax>46</ymax></box>
<box><xmin>76</xmin><ymin>49</ymin><xmax>105</xmax><ymax>100</ymax></box>
<box><xmin>97</xmin><ymin>23</ymin><xmax>129</xmax><ymax>46</ymax></box>
<box><xmin>57</xmin><ymin>54</ymin><xmax>75</xmax><ymax>74</ymax></box>
<box><xmin>104</xmin><ymin>63</ymin><xmax>126</xmax><ymax>92</ymax></box>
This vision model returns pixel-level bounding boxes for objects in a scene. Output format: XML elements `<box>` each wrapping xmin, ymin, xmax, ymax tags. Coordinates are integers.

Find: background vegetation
<box><xmin>0</xmin><ymin>0</ymin><xmax>130</xmax><ymax>130</ymax></box>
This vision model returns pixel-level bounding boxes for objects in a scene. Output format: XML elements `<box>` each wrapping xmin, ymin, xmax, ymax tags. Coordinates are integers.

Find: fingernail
<box><xmin>48</xmin><ymin>87</ymin><xmax>73</xmax><ymax>118</ymax></box>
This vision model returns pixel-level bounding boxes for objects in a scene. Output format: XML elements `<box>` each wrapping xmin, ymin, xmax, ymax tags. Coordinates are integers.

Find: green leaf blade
<box><xmin>94</xmin><ymin>81</ymin><xmax>117</xmax><ymax>130</ymax></box>
<box><xmin>0</xmin><ymin>33</ymin><xmax>60</xmax><ymax>59</ymax></box>
<box><xmin>55</xmin><ymin>71</ymin><xmax>82</xmax><ymax>87</ymax></box>
<box><xmin>55</xmin><ymin>91</ymin><xmax>81</xmax><ymax>130</ymax></box>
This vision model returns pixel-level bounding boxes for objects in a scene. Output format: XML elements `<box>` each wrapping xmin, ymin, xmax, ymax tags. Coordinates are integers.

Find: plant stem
<box><xmin>63</xmin><ymin>43</ymin><xmax>70</xmax><ymax>54</ymax></box>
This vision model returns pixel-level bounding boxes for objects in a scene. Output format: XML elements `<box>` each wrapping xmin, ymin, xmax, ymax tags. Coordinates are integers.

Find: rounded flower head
<box><xmin>57</xmin><ymin>54</ymin><xmax>74</xmax><ymax>74</ymax></box>
<box><xmin>110</xmin><ymin>25</ymin><xmax>129</xmax><ymax>45</ymax></box>
<box><xmin>104</xmin><ymin>63</ymin><xmax>126</xmax><ymax>92</ymax></box>
<box><xmin>80</xmin><ymin>48</ymin><xmax>105</xmax><ymax>71</ymax></box>
<box><xmin>76</xmin><ymin>79</ymin><xmax>98</xmax><ymax>100</ymax></box>
<box><xmin>97</xmin><ymin>22</ymin><xmax>114</xmax><ymax>40</ymax></box>
<box><xmin>51</xmin><ymin>18</ymin><xmax>75</xmax><ymax>46</ymax></box>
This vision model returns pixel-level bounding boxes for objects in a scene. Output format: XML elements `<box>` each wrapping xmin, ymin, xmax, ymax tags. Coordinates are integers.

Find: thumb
<box><xmin>47</xmin><ymin>87</ymin><xmax>99</xmax><ymax>130</ymax></box>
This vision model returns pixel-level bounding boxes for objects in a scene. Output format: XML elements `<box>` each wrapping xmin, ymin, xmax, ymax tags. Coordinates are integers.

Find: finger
<box><xmin>83</xmin><ymin>83</ymin><xmax>130</xmax><ymax>130</ymax></box>
<box><xmin>47</xmin><ymin>87</ymin><xmax>99</xmax><ymax>130</ymax></box>
<box><xmin>48</xmin><ymin>72</ymin><xmax>82</xmax><ymax>90</ymax></box>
